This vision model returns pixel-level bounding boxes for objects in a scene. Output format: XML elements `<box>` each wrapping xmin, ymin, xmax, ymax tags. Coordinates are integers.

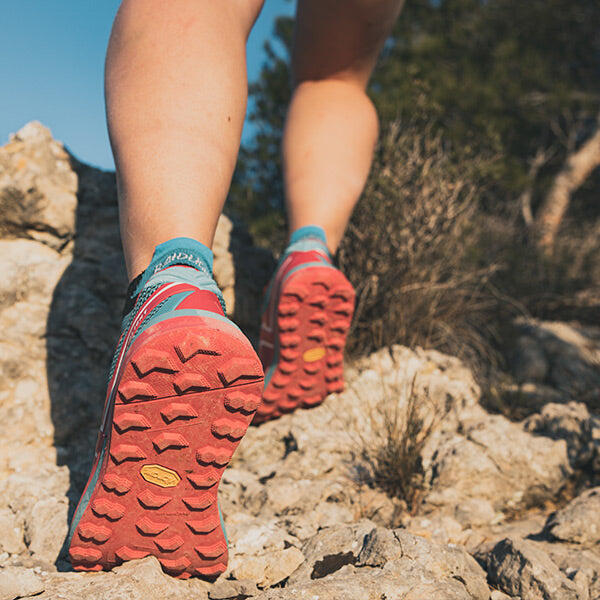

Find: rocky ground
<box><xmin>0</xmin><ymin>122</ymin><xmax>599</xmax><ymax>599</ymax></box>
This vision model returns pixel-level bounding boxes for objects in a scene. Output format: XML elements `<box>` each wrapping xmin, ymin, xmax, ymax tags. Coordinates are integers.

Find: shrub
<box><xmin>338</xmin><ymin>120</ymin><xmax>600</xmax><ymax>375</ymax></box>
<box><xmin>338</xmin><ymin>122</ymin><xmax>505</xmax><ymax>371</ymax></box>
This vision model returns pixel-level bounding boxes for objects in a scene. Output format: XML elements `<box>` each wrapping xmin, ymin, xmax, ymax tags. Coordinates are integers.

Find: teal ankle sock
<box><xmin>286</xmin><ymin>225</ymin><xmax>331</xmax><ymax>257</ymax></box>
<box><xmin>289</xmin><ymin>225</ymin><xmax>327</xmax><ymax>246</ymax></box>
<box><xmin>148</xmin><ymin>237</ymin><xmax>214</xmax><ymax>276</ymax></box>
<box><xmin>129</xmin><ymin>237</ymin><xmax>215</xmax><ymax>300</ymax></box>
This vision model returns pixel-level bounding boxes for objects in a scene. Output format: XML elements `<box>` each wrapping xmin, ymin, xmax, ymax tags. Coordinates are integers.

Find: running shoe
<box><xmin>256</xmin><ymin>226</ymin><xmax>355</xmax><ymax>424</ymax></box>
<box><xmin>67</xmin><ymin>238</ymin><xmax>264</xmax><ymax>579</ymax></box>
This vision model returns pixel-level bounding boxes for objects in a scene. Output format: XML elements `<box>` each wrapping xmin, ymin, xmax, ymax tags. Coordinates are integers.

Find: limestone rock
<box><xmin>357</xmin><ymin>528</ymin><xmax>489</xmax><ymax>600</ymax></box>
<box><xmin>525</xmin><ymin>402</ymin><xmax>600</xmax><ymax>472</ymax></box>
<box><xmin>208</xmin><ymin>579</ymin><xmax>259</xmax><ymax>599</ymax></box>
<box><xmin>543</xmin><ymin>487</ymin><xmax>600</xmax><ymax>545</ymax></box>
<box><xmin>423</xmin><ymin>414</ymin><xmax>571</xmax><ymax>513</ymax></box>
<box><xmin>540</xmin><ymin>540</ymin><xmax>600</xmax><ymax>600</ymax></box>
<box><xmin>0</xmin><ymin>122</ymin><xmax>77</xmax><ymax>247</ymax></box>
<box><xmin>0</xmin><ymin>567</ymin><xmax>44</xmax><ymax>600</ymax></box>
<box><xmin>485</xmin><ymin>537</ymin><xmax>582</xmax><ymax>600</ymax></box>
<box><xmin>37</xmin><ymin>557</ymin><xmax>210</xmax><ymax>600</ymax></box>
<box><xmin>288</xmin><ymin>521</ymin><xmax>374</xmax><ymax>583</ymax></box>
<box><xmin>229</xmin><ymin>547</ymin><xmax>304</xmax><ymax>588</ymax></box>
<box><xmin>24</xmin><ymin>497</ymin><xmax>69</xmax><ymax>563</ymax></box>
<box><xmin>0</xmin><ymin>510</ymin><xmax>25</xmax><ymax>556</ymax></box>
<box><xmin>261</xmin><ymin>568</ymin><xmax>475</xmax><ymax>600</ymax></box>
<box><xmin>511</xmin><ymin>319</ymin><xmax>600</xmax><ymax>403</ymax></box>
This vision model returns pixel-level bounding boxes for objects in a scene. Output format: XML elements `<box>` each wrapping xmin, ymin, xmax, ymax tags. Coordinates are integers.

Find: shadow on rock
<box><xmin>46</xmin><ymin>157</ymin><xmax>126</xmax><ymax>568</ymax></box>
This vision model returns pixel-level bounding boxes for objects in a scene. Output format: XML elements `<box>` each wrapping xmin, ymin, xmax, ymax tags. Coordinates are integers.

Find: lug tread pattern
<box><xmin>256</xmin><ymin>266</ymin><xmax>355</xmax><ymax>424</ymax></box>
<box><xmin>69</xmin><ymin>317</ymin><xmax>264</xmax><ymax>579</ymax></box>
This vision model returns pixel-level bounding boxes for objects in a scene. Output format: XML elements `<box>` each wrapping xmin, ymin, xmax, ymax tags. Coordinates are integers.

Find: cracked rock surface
<box><xmin>1</xmin><ymin>123</ymin><xmax>600</xmax><ymax>599</ymax></box>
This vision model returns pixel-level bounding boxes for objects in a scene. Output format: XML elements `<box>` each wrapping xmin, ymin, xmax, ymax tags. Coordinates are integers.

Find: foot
<box><xmin>67</xmin><ymin>238</ymin><xmax>264</xmax><ymax>579</ymax></box>
<box><xmin>256</xmin><ymin>227</ymin><xmax>355</xmax><ymax>424</ymax></box>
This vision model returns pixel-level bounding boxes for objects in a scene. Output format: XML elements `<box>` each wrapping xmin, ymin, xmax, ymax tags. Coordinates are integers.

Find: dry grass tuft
<box><xmin>355</xmin><ymin>372</ymin><xmax>445</xmax><ymax>513</ymax></box>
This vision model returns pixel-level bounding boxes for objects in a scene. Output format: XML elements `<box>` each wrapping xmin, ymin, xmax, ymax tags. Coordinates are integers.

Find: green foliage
<box><xmin>373</xmin><ymin>0</ymin><xmax>600</xmax><ymax>205</ymax></box>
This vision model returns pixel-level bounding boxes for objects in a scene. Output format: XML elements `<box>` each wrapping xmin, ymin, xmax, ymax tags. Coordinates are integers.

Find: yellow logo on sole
<box><xmin>140</xmin><ymin>464</ymin><xmax>181</xmax><ymax>488</ymax></box>
<box><xmin>303</xmin><ymin>347</ymin><xmax>326</xmax><ymax>362</ymax></box>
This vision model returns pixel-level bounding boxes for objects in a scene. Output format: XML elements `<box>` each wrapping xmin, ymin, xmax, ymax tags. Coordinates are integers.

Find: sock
<box><xmin>147</xmin><ymin>236</ymin><xmax>214</xmax><ymax>276</ymax></box>
<box><xmin>285</xmin><ymin>225</ymin><xmax>331</xmax><ymax>258</ymax></box>
<box><xmin>122</xmin><ymin>237</ymin><xmax>217</xmax><ymax>316</ymax></box>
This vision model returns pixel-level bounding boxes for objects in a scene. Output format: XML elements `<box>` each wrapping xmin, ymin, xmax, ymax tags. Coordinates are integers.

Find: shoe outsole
<box><xmin>255</xmin><ymin>265</ymin><xmax>355</xmax><ymax>424</ymax></box>
<box><xmin>69</xmin><ymin>316</ymin><xmax>264</xmax><ymax>579</ymax></box>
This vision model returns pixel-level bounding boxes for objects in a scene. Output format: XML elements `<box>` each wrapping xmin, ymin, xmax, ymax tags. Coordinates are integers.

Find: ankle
<box><xmin>124</xmin><ymin>237</ymin><xmax>222</xmax><ymax>310</ymax></box>
<box><xmin>285</xmin><ymin>225</ymin><xmax>331</xmax><ymax>258</ymax></box>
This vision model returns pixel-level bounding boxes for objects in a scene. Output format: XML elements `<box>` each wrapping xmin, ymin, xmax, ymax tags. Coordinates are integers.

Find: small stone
<box><xmin>543</xmin><ymin>487</ymin><xmax>600</xmax><ymax>545</ymax></box>
<box><xmin>0</xmin><ymin>510</ymin><xmax>25</xmax><ymax>555</ymax></box>
<box><xmin>25</xmin><ymin>497</ymin><xmax>69</xmax><ymax>562</ymax></box>
<box><xmin>230</xmin><ymin>548</ymin><xmax>304</xmax><ymax>588</ymax></box>
<box><xmin>288</xmin><ymin>522</ymin><xmax>374</xmax><ymax>584</ymax></box>
<box><xmin>0</xmin><ymin>567</ymin><xmax>44</xmax><ymax>600</ymax></box>
<box><xmin>208</xmin><ymin>579</ymin><xmax>259</xmax><ymax>599</ymax></box>
<box><xmin>525</xmin><ymin>401</ymin><xmax>598</xmax><ymax>470</ymax></box>
<box><xmin>486</xmin><ymin>537</ymin><xmax>580</xmax><ymax>600</ymax></box>
<box><xmin>454</xmin><ymin>498</ymin><xmax>497</xmax><ymax>528</ymax></box>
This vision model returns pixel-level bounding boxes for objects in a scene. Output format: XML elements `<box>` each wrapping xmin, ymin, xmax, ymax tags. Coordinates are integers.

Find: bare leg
<box><xmin>105</xmin><ymin>0</ymin><xmax>263</xmax><ymax>278</ymax></box>
<box><xmin>283</xmin><ymin>0</ymin><xmax>404</xmax><ymax>253</ymax></box>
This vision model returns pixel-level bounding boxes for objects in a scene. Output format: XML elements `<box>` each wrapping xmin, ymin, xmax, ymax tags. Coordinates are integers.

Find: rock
<box><xmin>209</xmin><ymin>579</ymin><xmax>259</xmax><ymax>599</ymax></box>
<box><xmin>0</xmin><ymin>122</ymin><xmax>77</xmax><ymax>247</ymax></box>
<box><xmin>423</xmin><ymin>414</ymin><xmax>571</xmax><ymax>513</ymax></box>
<box><xmin>358</xmin><ymin>528</ymin><xmax>489</xmax><ymax>600</ymax></box>
<box><xmin>0</xmin><ymin>510</ymin><xmax>25</xmax><ymax>556</ymax></box>
<box><xmin>540</xmin><ymin>541</ymin><xmax>600</xmax><ymax>600</ymax></box>
<box><xmin>261</xmin><ymin>567</ymin><xmax>475</xmax><ymax>600</ymax></box>
<box><xmin>404</xmin><ymin>513</ymin><xmax>466</xmax><ymax>545</ymax></box>
<box><xmin>37</xmin><ymin>557</ymin><xmax>210</xmax><ymax>599</ymax></box>
<box><xmin>24</xmin><ymin>497</ymin><xmax>69</xmax><ymax>563</ymax></box>
<box><xmin>543</xmin><ymin>487</ymin><xmax>600</xmax><ymax>545</ymax></box>
<box><xmin>229</xmin><ymin>548</ymin><xmax>304</xmax><ymax>588</ymax></box>
<box><xmin>453</xmin><ymin>498</ymin><xmax>498</xmax><ymax>528</ymax></box>
<box><xmin>486</xmin><ymin>537</ymin><xmax>582</xmax><ymax>600</ymax></box>
<box><xmin>266</xmin><ymin>527</ymin><xmax>489</xmax><ymax>599</ymax></box>
<box><xmin>525</xmin><ymin>402</ymin><xmax>600</xmax><ymax>471</ymax></box>
<box><xmin>511</xmin><ymin>319</ymin><xmax>600</xmax><ymax>403</ymax></box>
<box><xmin>226</xmin><ymin>514</ymin><xmax>298</xmax><ymax>556</ymax></box>
<box><xmin>0</xmin><ymin>567</ymin><xmax>44</xmax><ymax>600</ymax></box>
<box><xmin>287</xmin><ymin>522</ymin><xmax>374</xmax><ymax>583</ymax></box>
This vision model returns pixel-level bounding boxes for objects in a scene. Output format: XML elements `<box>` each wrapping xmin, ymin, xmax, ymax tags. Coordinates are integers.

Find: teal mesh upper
<box><xmin>107</xmin><ymin>238</ymin><xmax>226</xmax><ymax>383</ymax></box>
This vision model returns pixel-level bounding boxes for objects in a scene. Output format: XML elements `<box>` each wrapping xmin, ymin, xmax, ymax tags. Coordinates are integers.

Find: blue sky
<box><xmin>0</xmin><ymin>1</ymin><xmax>294</xmax><ymax>170</ymax></box>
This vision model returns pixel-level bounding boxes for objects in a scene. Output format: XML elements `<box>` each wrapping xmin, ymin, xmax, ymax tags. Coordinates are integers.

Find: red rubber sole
<box><xmin>68</xmin><ymin>316</ymin><xmax>263</xmax><ymax>579</ymax></box>
<box><xmin>255</xmin><ymin>266</ymin><xmax>355</xmax><ymax>424</ymax></box>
